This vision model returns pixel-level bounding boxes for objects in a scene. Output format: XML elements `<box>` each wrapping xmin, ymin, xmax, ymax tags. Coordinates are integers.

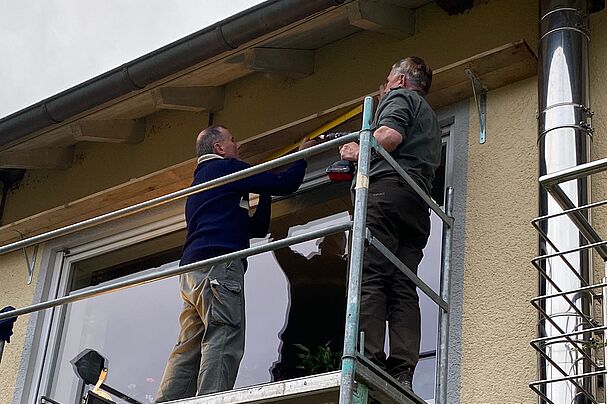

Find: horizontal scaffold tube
<box><xmin>0</xmin><ymin>132</ymin><xmax>359</xmax><ymax>256</ymax></box>
<box><xmin>0</xmin><ymin>222</ymin><xmax>352</xmax><ymax>322</ymax></box>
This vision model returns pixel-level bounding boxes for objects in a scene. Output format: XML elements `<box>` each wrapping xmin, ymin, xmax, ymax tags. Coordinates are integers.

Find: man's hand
<box><xmin>298</xmin><ymin>137</ymin><xmax>317</xmax><ymax>151</ymax></box>
<box><xmin>339</xmin><ymin>142</ymin><xmax>360</xmax><ymax>162</ymax></box>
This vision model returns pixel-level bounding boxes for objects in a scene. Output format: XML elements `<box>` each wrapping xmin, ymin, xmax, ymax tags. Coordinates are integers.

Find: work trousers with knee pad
<box><xmin>156</xmin><ymin>259</ymin><xmax>246</xmax><ymax>402</ymax></box>
<box><xmin>358</xmin><ymin>177</ymin><xmax>430</xmax><ymax>379</ymax></box>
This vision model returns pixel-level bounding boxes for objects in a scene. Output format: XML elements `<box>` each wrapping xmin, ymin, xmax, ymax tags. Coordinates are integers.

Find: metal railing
<box><xmin>530</xmin><ymin>157</ymin><xmax>607</xmax><ymax>404</ymax></box>
<box><xmin>0</xmin><ymin>96</ymin><xmax>455</xmax><ymax>404</ymax></box>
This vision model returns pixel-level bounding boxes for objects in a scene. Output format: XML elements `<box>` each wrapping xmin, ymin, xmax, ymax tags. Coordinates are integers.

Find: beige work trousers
<box><xmin>156</xmin><ymin>259</ymin><xmax>246</xmax><ymax>402</ymax></box>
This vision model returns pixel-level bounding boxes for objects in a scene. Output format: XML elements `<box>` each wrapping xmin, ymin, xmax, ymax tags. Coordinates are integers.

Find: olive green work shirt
<box><xmin>369</xmin><ymin>88</ymin><xmax>442</xmax><ymax>195</ymax></box>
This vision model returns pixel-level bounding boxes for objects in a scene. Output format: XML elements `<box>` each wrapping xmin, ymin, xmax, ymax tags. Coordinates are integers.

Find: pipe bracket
<box><xmin>580</xmin><ymin>104</ymin><xmax>594</xmax><ymax>117</ymax></box>
<box><xmin>464</xmin><ymin>68</ymin><xmax>488</xmax><ymax>144</ymax></box>
<box><xmin>580</xmin><ymin>121</ymin><xmax>595</xmax><ymax>134</ymax></box>
<box><xmin>13</xmin><ymin>230</ymin><xmax>39</xmax><ymax>285</ymax></box>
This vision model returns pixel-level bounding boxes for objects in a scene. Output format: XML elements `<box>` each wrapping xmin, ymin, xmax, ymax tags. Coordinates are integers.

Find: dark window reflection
<box><xmin>270</xmin><ymin>217</ymin><xmax>349</xmax><ymax>380</ymax></box>
<box><xmin>431</xmin><ymin>143</ymin><xmax>448</xmax><ymax>206</ymax></box>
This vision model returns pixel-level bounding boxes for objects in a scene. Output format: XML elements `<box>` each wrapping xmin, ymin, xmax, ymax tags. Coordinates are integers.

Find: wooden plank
<box><xmin>242</xmin><ymin>48</ymin><xmax>315</xmax><ymax>78</ymax></box>
<box><xmin>0</xmin><ymin>160</ymin><xmax>194</xmax><ymax>245</ymax></box>
<box><xmin>0</xmin><ymin>40</ymin><xmax>537</xmax><ymax>245</ymax></box>
<box><xmin>8</xmin><ymin>127</ymin><xmax>77</xmax><ymax>152</ymax></box>
<box><xmin>73</xmin><ymin>119</ymin><xmax>145</xmax><ymax>143</ymax></box>
<box><xmin>427</xmin><ymin>40</ymin><xmax>537</xmax><ymax>109</ymax></box>
<box><xmin>240</xmin><ymin>96</ymin><xmax>365</xmax><ymax>163</ymax></box>
<box><xmin>152</xmin><ymin>86</ymin><xmax>225</xmax><ymax>112</ymax></box>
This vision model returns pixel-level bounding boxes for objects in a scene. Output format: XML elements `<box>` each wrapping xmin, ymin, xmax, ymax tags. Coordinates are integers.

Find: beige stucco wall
<box><xmin>1</xmin><ymin>0</ymin><xmax>578</xmax><ymax>403</ymax></box>
<box><xmin>0</xmin><ymin>250</ymin><xmax>41</xmax><ymax>402</ymax></box>
<box><xmin>461</xmin><ymin>77</ymin><xmax>538</xmax><ymax>403</ymax></box>
<box><xmin>458</xmin><ymin>6</ymin><xmax>607</xmax><ymax>404</ymax></box>
<box><xmin>590</xmin><ymin>9</ymin><xmax>607</xmax><ymax>284</ymax></box>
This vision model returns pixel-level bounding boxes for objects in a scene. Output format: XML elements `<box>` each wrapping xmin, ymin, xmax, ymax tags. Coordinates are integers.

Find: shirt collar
<box><xmin>197</xmin><ymin>154</ymin><xmax>223</xmax><ymax>164</ymax></box>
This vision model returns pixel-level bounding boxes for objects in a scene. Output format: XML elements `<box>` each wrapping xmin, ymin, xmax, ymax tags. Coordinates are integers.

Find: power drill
<box><xmin>317</xmin><ymin>132</ymin><xmax>357</xmax><ymax>182</ymax></box>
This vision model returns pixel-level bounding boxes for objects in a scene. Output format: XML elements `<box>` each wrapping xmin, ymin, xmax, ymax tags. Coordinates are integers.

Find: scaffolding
<box><xmin>0</xmin><ymin>96</ymin><xmax>454</xmax><ymax>404</ymax></box>
<box><xmin>530</xmin><ymin>158</ymin><xmax>607</xmax><ymax>403</ymax></box>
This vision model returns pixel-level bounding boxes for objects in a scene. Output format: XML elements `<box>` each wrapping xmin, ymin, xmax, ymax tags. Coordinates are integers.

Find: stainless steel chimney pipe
<box><xmin>538</xmin><ymin>1</ymin><xmax>593</xmax><ymax>402</ymax></box>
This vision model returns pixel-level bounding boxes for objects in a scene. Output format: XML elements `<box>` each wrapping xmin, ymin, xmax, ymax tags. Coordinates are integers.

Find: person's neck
<box><xmin>404</xmin><ymin>84</ymin><xmax>425</xmax><ymax>94</ymax></box>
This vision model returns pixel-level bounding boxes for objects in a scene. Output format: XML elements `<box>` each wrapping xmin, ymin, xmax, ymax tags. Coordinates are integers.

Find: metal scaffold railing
<box><xmin>530</xmin><ymin>157</ymin><xmax>607</xmax><ymax>404</ymax></box>
<box><xmin>0</xmin><ymin>96</ymin><xmax>455</xmax><ymax>404</ymax></box>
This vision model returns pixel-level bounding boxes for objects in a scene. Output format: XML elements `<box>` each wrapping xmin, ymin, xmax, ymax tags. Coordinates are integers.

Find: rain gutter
<box><xmin>0</xmin><ymin>0</ymin><xmax>345</xmax><ymax>149</ymax></box>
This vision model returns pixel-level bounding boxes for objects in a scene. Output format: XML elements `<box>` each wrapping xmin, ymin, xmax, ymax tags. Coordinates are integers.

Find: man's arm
<box><xmin>374</xmin><ymin>126</ymin><xmax>404</xmax><ymax>152</ymax></box>
<box><xmin>232</xmin><ymin>138</ymin><xmax>317</xmax><ymax>196</ymax></box>
<box><xmin>340</xmin><ymin>90</ymin><xmax>414</xmax><ymax>161</ymax></box>
<box><xmin>231</xmin><ymin>159</ymin><xmax>308</xmax><ymax>196</ymax></box>
<box><xmin>339</xmin><ymin>126</ymin><xmax>404</xmax><ymax>161</ymax></box>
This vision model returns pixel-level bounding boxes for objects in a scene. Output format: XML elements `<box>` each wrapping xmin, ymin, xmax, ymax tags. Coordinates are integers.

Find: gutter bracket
<box><xmin>14</xmin><ymin>230</ymin><xmax>38</xmax><ymax>285</ymax></box>
<box><xmin>465</xmin><ymin>68</ymin><xmax>488</xmax><ymax>144</ymax></box>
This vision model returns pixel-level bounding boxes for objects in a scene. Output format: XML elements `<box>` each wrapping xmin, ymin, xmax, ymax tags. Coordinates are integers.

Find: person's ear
<box><xmin>213</xmin><ymin>142</ymin><xmax>224</xmax><ymax>156</ymax></box>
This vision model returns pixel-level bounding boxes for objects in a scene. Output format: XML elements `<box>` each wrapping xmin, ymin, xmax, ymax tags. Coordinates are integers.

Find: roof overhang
<box><xmin>0</xmin><ymin>0</ymin><xmax>434</xmax><ymax>161</ymax></box>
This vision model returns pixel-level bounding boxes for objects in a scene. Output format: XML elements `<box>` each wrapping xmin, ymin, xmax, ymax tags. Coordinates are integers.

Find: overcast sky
<box><xmin>0</xmin><ymin>0</ymin><xmax>265</xmax><ymax>119</ymax></box>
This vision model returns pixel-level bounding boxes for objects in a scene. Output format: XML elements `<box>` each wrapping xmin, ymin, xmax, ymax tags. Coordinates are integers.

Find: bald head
<box><xmin>196</xmin><ymin>125</ymin><xmax>226</xmax><ymax>157</ymax></box>
<box><xmin>196</xmin><ymin>125</ymin><xmax>240</xmax><ymax>159</ymax></box>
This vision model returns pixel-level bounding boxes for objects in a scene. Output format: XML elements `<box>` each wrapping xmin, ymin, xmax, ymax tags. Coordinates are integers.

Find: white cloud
<box><xmin>0</xmin><ymin>0</ymin><xmax>265</xmax><ymax>118</ymax></box>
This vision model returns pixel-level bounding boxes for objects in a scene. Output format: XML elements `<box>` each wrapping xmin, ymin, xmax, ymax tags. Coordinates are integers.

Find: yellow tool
<box><xmin>264</xmin><ymin>104</ymin><xmax>363</xmax><ymax>162</ymax></box>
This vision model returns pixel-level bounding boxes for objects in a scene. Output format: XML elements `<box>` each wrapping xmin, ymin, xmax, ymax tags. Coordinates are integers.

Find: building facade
<box><xmin>0</xmin><ymin>0</ymin><xmax>606</xmax><ymax>403</ymax></box>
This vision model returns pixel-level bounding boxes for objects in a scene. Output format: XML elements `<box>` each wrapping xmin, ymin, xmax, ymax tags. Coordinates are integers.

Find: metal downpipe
<box><xmin>538</xmin><ymin>1</ymin><xmax>593</xmax><ymax>402</ymax></box>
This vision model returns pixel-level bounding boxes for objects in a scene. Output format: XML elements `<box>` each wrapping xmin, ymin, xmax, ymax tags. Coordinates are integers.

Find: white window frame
<box><xmin>23</xmin><ymin>205</ymin><xmax>186</xmax><ymax>404</ymax></box>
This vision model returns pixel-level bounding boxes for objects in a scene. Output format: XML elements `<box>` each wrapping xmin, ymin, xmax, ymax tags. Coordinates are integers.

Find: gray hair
<box><xmin>392</xmin><ymin>56</ymin><xmax>433</xmax><ymax>95</ymax></box>
<box><xmin>196</xmin><ymin>125</ymin><xmax>226</xmax><ymax>156</ymax></box>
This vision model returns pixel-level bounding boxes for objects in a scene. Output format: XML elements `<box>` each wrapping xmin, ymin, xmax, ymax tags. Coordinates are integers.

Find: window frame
<box><xmin>24</xmin><ymin>209</ymin><xmax>186</xmax><ymax>404</ymax></box>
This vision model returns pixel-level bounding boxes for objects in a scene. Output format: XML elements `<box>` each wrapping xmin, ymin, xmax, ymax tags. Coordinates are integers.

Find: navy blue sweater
<box><xmin>181</xmin><ymin>156</ymin><xmax>307</xmax><ymax>265</ymax></box>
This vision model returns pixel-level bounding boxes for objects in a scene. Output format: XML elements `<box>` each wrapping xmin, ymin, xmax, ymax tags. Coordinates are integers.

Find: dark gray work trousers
<box><xmin>156</xmin><ymin>259</ymin><xmax>246</xmax><ymax>402</ymax></box>
<box><xmin>359</xmin><ymin>177</ymin><xmax>431</xmax><ymax>379</ymax></box>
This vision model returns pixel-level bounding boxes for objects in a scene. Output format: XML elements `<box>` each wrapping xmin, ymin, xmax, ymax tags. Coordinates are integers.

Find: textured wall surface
<box><xmin>0</xmin><ymin>251</ymin><xmax>40</xmax><ymax>403</ymax></box>
<box><xmin>590</xmin><ymin>7</ymin><xmax>607</xmax><ymax>284</ymax></box>
<box><xmin>461</xmin><ymin>77</ymin><xmax>538</xmax><ymax>403</ymax></box>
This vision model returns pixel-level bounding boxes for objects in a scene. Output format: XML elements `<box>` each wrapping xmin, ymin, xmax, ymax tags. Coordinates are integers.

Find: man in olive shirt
<box><xmin>339</xmin><ymin>57</ymin><xmax>441</xmax><ymax>389</ymax></box>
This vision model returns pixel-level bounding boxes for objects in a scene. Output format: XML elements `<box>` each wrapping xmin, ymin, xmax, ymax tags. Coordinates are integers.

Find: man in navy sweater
<box><xmin>157</xmin><ymin>125</ymin><xmax>315</xmax><ymax>402</ymax></box>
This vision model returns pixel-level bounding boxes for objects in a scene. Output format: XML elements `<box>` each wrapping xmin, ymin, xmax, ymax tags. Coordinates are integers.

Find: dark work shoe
<box><xmin>396</xmin><ymin>371</ymin><xmax>413</xmax><ymax>391</ymax></box>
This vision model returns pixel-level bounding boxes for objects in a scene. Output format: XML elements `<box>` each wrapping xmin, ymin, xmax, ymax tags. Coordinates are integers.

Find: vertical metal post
<box><xmin>0</xmin><ymin>340</ymin><xmax>4</xmax><ymax>365</ymax></box>
<box><xmin>435</xmin><ymin>187</ymin><xmax>454</xmax><ymax>404</ymax></box>
<box><xmin>537</xmin><ymin>2</ymin><xmax>593</xmax><ymax>401</ymax></box>
<box><xmin>339</xmin><ymin>96</ymin><xmax>374</xmax><ymax>404</ymax></box>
